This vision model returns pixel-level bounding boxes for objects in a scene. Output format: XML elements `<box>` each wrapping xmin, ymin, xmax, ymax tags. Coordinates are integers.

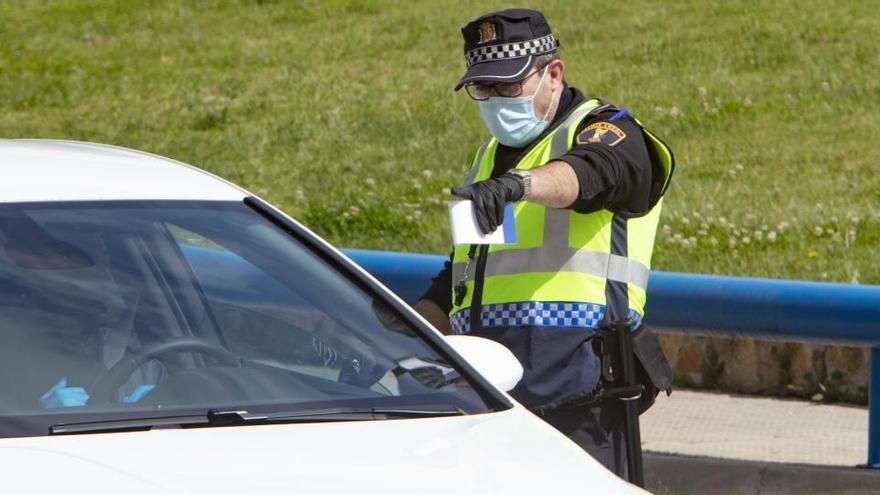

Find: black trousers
<box><xmin>540</xmin><ymin>399</ymin><xmax>628</xmax><ymax>476</ymax></box>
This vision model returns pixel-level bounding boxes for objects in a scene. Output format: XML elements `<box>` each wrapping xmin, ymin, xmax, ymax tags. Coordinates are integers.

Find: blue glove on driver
<box><xmin>39</xmin><ymin>378</ymin><xmax>90</xmax><ymax>409</ymax></box>
<box><xmin>122</xmin><ymin>384</ymin><xmax>155</xmax><ymax>404</ymax></box>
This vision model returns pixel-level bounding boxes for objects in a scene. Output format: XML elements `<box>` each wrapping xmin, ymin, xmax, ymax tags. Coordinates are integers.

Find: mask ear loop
<box><xmin>536</xmin><ymin>65</ymin><xmax>556</xmax><ymax>122</ymax></box>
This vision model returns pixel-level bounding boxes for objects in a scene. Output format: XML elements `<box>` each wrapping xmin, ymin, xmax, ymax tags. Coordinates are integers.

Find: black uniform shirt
<box><xmin>420</xmin><ymin>85</ymin><xmax>663</xmax><ymax>314</ymax></box>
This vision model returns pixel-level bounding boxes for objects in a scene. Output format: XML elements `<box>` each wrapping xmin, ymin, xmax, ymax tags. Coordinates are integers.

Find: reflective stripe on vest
<box><xmin>450</xmin><ymin>99</ymin><xmax>671</xmax><ymax>326</ymax></box>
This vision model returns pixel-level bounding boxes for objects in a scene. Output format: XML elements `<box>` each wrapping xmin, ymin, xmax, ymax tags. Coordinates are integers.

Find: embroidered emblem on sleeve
<box><xmin>576</xmin><ymin>122</ymin><xmax>627</xmax><ymax>147</ymax></box>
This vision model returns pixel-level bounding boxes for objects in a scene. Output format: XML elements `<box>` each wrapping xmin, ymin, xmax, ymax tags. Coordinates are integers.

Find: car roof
<box><xmin>0</xmin><ymin>139</ymin><xmax>247</xmax><ymax>203</ymax></box>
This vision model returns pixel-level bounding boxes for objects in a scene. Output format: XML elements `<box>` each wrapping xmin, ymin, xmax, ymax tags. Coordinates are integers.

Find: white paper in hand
<box><xmin>448</xmin><ymin>200</ymin><xmax>517</xmax><ymax>245</ymax></box>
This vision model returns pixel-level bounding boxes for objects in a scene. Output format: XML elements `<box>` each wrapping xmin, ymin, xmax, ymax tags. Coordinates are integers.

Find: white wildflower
<box><xmin>767</xmin><ymin>231</ymin><xmax>778</xmax><ymax>242</ymax></box>
<box><xmin>846</xmin><ymin>229</ymin><xmax>857</xmax><ymax>246</ymax></box>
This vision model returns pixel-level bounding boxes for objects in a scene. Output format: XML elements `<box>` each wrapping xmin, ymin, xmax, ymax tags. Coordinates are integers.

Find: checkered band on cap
<box><xmin>465</xmin><ymin>34</ymin><xmax>558</xmax><ymax>67</ymax></box>
<box><xmin>450</xmin><ymin>302</ymin><xmax>642</xmax><ymax>335</ymax></box>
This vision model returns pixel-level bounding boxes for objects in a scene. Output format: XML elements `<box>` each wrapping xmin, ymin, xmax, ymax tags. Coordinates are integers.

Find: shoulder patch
<box><xmin>576</xmin><ymin>122</ymin><xmax>626</xmax><ymax>147</ymax></box>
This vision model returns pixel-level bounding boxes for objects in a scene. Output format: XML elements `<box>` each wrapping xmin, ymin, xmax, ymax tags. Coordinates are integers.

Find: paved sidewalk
<box><xmin>641</xmin><ymin>389</ymin><xmax>869</xmax><ymax>466</ymax></box>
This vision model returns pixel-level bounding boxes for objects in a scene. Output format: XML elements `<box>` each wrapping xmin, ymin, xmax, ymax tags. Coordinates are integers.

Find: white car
<box><xmin>0</xmin><ymin>139</ymin><xmax>646</xmax><ymax>494</ymax></box>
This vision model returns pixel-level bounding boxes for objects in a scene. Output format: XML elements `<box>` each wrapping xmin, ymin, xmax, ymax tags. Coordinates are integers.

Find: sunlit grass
<box><xmin>1</xmin><ymin>0</ymin><xmax>878</xmax><ymax>284</ymax></box>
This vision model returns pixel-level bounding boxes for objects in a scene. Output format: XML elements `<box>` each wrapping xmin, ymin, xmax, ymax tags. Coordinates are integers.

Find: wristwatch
<box><xmin>505</xmin><ymin>168</ymin><xmax>532</xmax><ymax>200</ymax></box>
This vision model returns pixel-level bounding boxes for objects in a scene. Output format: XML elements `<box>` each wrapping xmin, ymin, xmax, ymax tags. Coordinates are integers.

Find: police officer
<box><xmin>414</xmin><ymin>9</ymin><xmax>675</xmax><ymax>476</ymax></box>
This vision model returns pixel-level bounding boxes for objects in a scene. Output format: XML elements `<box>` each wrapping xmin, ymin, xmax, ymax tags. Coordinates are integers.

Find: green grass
<box><xmin>1</xmin><ymin>0</ymin><xmax>878</xmax><ymax>284</ymax></box>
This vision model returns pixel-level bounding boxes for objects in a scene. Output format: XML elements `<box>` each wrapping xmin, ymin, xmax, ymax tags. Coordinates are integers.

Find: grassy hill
<box><xmin>2</xmin><ymin>0</ymin><xmax>878</xmax><ymax>284</ymax></box>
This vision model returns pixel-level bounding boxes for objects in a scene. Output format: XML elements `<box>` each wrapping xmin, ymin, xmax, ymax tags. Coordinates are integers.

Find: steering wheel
<box><xmin>90</xmin><ymin>337</ymin><xmax>244</xmax><ymax>404</ymax></box>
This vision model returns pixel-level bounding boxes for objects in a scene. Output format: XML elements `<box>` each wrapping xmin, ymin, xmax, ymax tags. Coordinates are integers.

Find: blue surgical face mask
<box><xmin>478</xmin><ymin>69</ymin><xmax>555</xmax><ymax>148</ymax></box>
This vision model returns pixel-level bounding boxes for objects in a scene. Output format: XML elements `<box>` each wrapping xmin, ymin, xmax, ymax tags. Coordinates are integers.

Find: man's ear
<box><xmin>548</xmin><ymin>59</ymin><xmax>565</xmax><ymax>89</ymax></box>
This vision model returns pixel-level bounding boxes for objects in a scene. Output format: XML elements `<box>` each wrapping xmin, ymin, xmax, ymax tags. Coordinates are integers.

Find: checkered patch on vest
<box><xmin>576</xmin><ymin>122</ymin><xmax>626</xmax><ymax>147</ymax></box>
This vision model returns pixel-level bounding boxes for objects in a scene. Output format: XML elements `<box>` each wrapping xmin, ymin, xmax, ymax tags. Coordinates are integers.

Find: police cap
<box><xmin>454</xmin><ymin>9</ymin><xmax>559</xmax><ymax>91</ymax></box>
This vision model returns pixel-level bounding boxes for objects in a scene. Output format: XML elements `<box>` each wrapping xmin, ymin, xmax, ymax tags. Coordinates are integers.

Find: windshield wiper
<box><xmin>207</xmin><ymin>405</ymin><xmax>465</xmax><ymax>425</ymax></box>
<box><xmin>49</xmin><ymin>405</ymin><xmax>465</xmax><ymax>435</ymax></box>
<box><xmin>50</xmin><ymin>413</ymin><xmax>207</xmax><ymax>435</ymax></box>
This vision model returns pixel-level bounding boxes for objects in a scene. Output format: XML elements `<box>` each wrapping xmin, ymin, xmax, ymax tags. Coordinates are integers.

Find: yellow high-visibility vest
<box><xmin>450</xmin><ymin>99</ymin><xmax>674</xmax><ymax>331</ymax></box>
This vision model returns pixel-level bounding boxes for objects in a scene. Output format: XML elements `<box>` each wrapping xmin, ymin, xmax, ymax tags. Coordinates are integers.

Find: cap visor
<box><xmin>454</xmin><ymin>56</ymin><xmax>536</xmax><ymax>91</ymax></box>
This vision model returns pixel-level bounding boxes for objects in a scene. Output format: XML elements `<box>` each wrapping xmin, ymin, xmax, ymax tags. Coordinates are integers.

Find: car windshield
<box><xmin>0</xmin><ymin>200</ymin><xmax>493</xmax><ymax>437</ymax></box>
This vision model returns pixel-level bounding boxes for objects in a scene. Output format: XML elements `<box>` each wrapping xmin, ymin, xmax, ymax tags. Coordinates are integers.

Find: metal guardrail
<box><xmin>343</xmin><ymin>248</ymin><xmax>880</xmax><ymax>468</ymax></box>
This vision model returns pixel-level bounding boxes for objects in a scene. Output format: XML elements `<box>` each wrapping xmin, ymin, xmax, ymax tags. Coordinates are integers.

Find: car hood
<box><xmin>0</xmin><ymin>406</ymin><xmax>645</xmax><ymax>494</ymax></box>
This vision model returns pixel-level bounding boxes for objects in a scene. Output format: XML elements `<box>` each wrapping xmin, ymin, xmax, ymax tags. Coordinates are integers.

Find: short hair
<box><xmin>535</xmin><ymin>52</ymin><xmax>560</xmax><ymax>70</ymax></box>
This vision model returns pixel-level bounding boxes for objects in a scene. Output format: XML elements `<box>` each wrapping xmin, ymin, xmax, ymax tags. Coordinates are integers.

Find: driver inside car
<box><xmin>35</xmin><ymin>293</ymin><xmax>165</xmax><ymax>409</ymax></box>
<box><xmin>0</xmin><ymin>215</ymin><xmax>163</xmax><ymax>409</ymax></box>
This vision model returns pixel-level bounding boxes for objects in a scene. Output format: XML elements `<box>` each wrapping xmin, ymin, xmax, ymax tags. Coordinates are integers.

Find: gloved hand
<box><xmin>122</xmin><ymin>384</ymin><xmax>156</xmax><ymax>404</ymax></box>
<box><xmin>39</xmin><ymin>378</ymin><xmax>90</xmax><ymax>409</ymax></box>
<box><xmin>451</xmin><ymin>174</ymin><xmax>524</xmax><ymax>235</ymax></box>
<box><xmin>338</xmin><ymin>355</ymin><xmax>385</xmax><ymax>389</ymax></box>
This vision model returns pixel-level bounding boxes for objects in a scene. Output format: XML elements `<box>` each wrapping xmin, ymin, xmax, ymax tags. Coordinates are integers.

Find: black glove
<box><xmin>450</xmin><ymin>174</ymin><xmax>524</xmax><ymax>235</ymax></box>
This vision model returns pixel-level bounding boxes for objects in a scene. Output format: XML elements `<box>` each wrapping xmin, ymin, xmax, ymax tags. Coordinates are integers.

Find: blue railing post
<box><xmin>869</xmin><ymin>346</ymin><xmax>880</xmax><ymax>468</ymax></box>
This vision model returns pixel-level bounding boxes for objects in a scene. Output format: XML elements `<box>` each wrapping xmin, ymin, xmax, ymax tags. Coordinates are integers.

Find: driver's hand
<box><xmin>39</xmin><ymin>378</ymin><xmax>90</xmax><ymax>409</ymax></box>
<box><xmin>338</xmin><ymin>356</ymin><xmax>385</xmax><ymax>388</ymax></box>
<box><xmin>122</xmin><ymin>384</ymin><xmax>155</xmax><ymax>404</ymax></box>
